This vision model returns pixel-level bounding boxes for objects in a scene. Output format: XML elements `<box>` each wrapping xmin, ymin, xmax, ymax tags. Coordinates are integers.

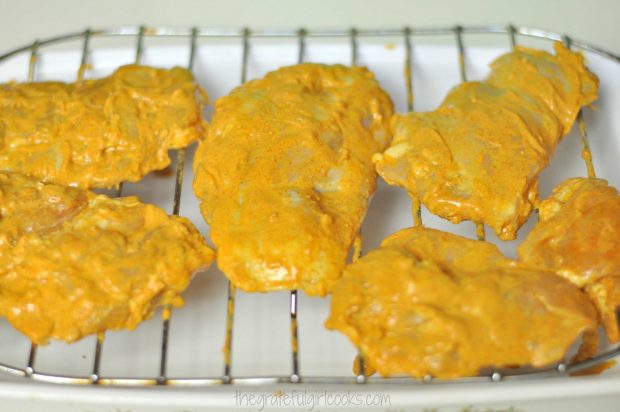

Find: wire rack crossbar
<box><xmin>2</xmin><ymin>337</ymin><xmax>620</xmax><ymax>387</ymax></box>
<box><xmin>0</xmin><ymin>25</ymin><xmax>618</xmax><ymax>387</ymax></box>
<box><xmin>1</xmin><ymin>25</ymin><xmax>618</xmax><ymax>64</ymax></box>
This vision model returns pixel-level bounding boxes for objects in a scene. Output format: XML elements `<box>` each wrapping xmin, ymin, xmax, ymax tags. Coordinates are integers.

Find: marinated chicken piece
<box><xmin>374</xmin><ymin>43</ymin><xmax>598</xmax><ymax>240</ymax></box>
<box><xmin>0</xmin><ymin>65</ymin><xmax>207</xmax><ymax>188</ymax></box>
<box><xmin>518</xmin><ymin>178</ymin><xmax>620</xmax><ymax>342</ymax></box>
<box><xmin>0</xmin><ymin>172</ymin><xmax>214</xmax><ymax>344</ymax></box>
<box><xmin>193</xmin><ymin>64</ymin><xmax>393</xmax><ymax>296</ymax></box>
<box><xmin>326</xmin><ymin>227</ymin><xmax>598</xmax><ymax>378</ymax></box>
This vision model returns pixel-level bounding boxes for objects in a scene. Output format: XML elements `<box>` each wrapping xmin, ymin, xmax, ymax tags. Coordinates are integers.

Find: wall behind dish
<box><xmin>0</xmin><ymin>0</ymin><xmax>617</xmax><ymax>55</ymax></box>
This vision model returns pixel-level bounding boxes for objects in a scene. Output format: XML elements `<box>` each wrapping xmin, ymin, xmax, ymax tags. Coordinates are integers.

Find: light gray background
<box><xmin>0</xmin><ymin>0</ymin><xmax>618</xmax><ymax>55</ymax></box>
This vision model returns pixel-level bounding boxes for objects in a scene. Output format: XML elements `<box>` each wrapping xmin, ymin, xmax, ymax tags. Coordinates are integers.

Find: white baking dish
<box><xmin>0</xmin><ymin>26</ymin><xmax>618</xmax><ymax>411</ymax></box>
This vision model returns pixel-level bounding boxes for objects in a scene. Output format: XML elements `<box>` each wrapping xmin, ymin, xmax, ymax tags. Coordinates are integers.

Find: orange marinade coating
<box><xmin>193</xmin><ymin>64</ymin><xmax>393</xmax><ymax>296</ymax></box>
<box><xmin>0</xmin><ymin>172</ymin><xmax>214</xmax><ymax>344</ymax></box>
<box><xmin>326</xmin><ymin>227</ymin><xmax>598</xmax><ymax>378</ymax></box>
<box><xmin>374</xmin><ymin>43</ymin><xmax>598</xmax><ymax>240</ymax></box>
<box><xmin>518</xmin><ymin>178</ymin><xmax>620</xmax><ymax>342</ymax></box>
<box><xmin>0</xmin><ymin>65</ymin><xmax>207</xmax><ymax>188</ymax></box>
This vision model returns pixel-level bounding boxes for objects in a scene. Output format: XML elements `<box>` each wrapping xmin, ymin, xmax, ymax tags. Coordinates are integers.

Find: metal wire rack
<box><xmin>0</xmin><ymin>24</ymin><xmax>619</xmax><ymax>387</ymax></box>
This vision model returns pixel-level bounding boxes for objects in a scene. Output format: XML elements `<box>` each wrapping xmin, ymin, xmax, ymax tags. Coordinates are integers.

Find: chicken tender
<box><xmin>374</xmin><ymin>43</ymin><xmax>598</xmax><ymax>240</ymax></box>
<box><xmin>326</xmin><ymin>227</ymin><xmax>598</xmax><ymax>378</ymax></box>
<box><xmin>0</xmin><ymin>172</ymin><xmax>214</xmax><ymax>344</ymax></box>
<box><xmin>518</xmin><ymin>178</ymin><xmax>620</xmax><ymax>342</ymax></box>
<box><xmin>193</xmin><ymin>64</ymin><xmax>393</xmax><ymax>296</ymax></box>
<box><xmin>0</xmin><ymin>65</ymin><xmax>207</xmax><ymax>188</ymax></box>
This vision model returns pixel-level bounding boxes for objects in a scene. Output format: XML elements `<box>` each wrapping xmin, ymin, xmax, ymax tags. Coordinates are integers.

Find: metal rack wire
<box><xmin>0</xmin><ymin>25</ymin><xmax>619</xmax><ymax>387</ymax></box>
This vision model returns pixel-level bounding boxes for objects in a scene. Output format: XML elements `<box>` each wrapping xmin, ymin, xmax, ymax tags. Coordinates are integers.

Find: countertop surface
<box><xmin>0</xmin><ymin>0</ymin><xmax>618</xmax><ymax>55</ymax></box>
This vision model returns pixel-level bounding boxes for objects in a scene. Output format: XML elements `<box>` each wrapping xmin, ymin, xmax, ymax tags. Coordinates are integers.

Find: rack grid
<box><xmin>0</xmin><ymin>24</ymin><xmax>619</xmax><ymax>387</ymax></box>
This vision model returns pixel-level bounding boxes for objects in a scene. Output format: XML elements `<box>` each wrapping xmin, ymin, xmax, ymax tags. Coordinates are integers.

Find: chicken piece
<box><xmin>374</xmin><ymin>43</ymin><xmax>598</xmax><ymax>240</ymax></box>
<box><xmin>326</xmin><ymin>227</ymin><xmax>598</xmax><ymax>378</ymax></box>
<box><xmin>193</xmin><ymin>64</ymin><xmax>393</xmax><ymax>296</ymax></box>
<box><xmin>0</xmin><ymin>65</ymin><xmax>207</xmax><ymax>188</ymax></box>
<box><xmin>0</xmin><ymin>172</ymin><xmax>214</xmax><ymax>344</ymax></box>
<box><xmin>518</xmin><ymin>178</ymin><xmax>620</xmax><ymax>342</ymax></box>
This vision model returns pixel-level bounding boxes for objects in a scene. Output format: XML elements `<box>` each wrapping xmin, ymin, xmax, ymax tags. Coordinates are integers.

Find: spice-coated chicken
<box><xmin>518</xmin><ymin>178</ymin><xmax>620</xmax><ymax>343</ymax></box>
<box><xmin>193</xmin><ymin>64</ymin><xmax>393</xmax><ymax>296</ymax></box>
<box><xmin>326</xmin><ymin>227</ymin><xmax>598</xmax><ymax>378</ymax></box>
<box><xmin>374</xmin><ymin>44</ymin><xmax>598</xmax><ymax>240</ymax></box>
<box><xmin>0</xmin><ymin>65</ymin><xmax>207</xmax><ymax>188</ymax></box>
<box><xmin>0</xmin><ymin>172</ymin><xmax>214</xmax><ymax>344</ymax></box>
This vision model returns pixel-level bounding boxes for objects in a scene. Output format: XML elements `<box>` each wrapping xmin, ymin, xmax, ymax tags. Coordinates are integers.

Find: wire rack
<box><xmin>0</xmin><ymin>25</ymin><xmax>619</xmax><ymax>388</ymax></box>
